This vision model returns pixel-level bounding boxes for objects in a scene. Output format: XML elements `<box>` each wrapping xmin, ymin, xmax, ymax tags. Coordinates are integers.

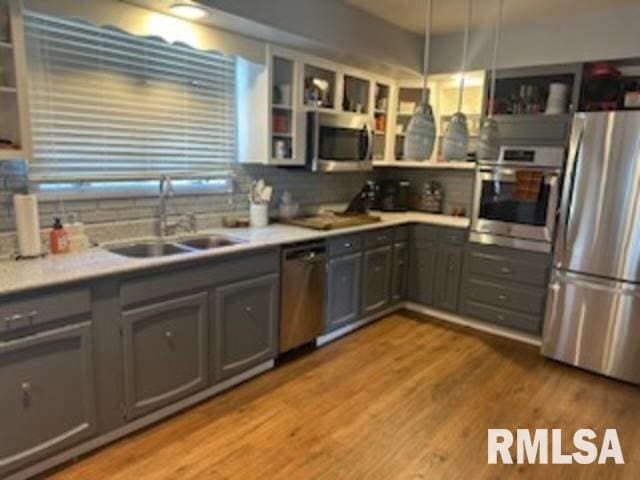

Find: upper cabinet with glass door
<box><xmin>240</xmin><ymin>44</ymin><xmax>396</xmax><ymax>167</ymax></box>
<box><xmin>0</xmin><ymin>0</ymin><xmax>31</xmax><ymax>161</ymax></box>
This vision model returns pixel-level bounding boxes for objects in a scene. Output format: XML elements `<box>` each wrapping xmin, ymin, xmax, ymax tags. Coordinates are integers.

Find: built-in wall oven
<box><xmin>306</xmin><ymin>111</ymin><xmax>373</xmax><ymax>172</ymax></box>
<box><xmin>470</xmin><ymin>146</ymin><xmax>565</xmax><ymax>253</ymax></box>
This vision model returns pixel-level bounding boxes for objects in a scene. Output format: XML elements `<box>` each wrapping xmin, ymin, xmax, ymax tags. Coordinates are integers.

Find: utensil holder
<box><xmin>250</xmin><ymin>204</ymin><xmax>269</xmax><ymax>227</ymax></box>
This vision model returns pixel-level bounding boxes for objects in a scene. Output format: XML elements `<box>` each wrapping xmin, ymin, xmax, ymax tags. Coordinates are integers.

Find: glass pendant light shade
<box><xmin>442</xmin><ymin>112</ymin><xmax>469</xmax><ymax>160</ymax></box>
<box><xmin>477</xmin><ymin>117</ymin><xmax>501</xmax><ymax>160</ymax></box>
<box><xmin>443</xmin><ymin>0</ymin><xmax>472</xmax><ymax>162</ymax></box>
<box><xmin>477</xmin><ymin>0</ymin><xmax>503</xmax><ymax>161</ymax></box>
<box><xmin>403</xmin><ymin>0</ymin><xmax>435</xmax><ymax>162</ymax></box>
<box><xmin>404</xmin><ymin>102</ymin><xmax>436</xmax><ymax>160</ymax></box>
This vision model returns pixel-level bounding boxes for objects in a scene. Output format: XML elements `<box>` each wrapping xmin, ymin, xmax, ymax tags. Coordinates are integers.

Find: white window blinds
<box><xmin>24</xmin><ymin>11</ymin><xmax>236</xmax><ymax>182</ymax></box>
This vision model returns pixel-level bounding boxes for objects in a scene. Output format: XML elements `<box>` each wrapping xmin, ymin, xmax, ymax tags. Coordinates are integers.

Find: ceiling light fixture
<box><xmin>169</xmin><ymin>2</ymin><xmax>208</xmax><ymax>20</ymax></box>
<box><xmin>403</xmin><ymin>0</ymin><xmax>436</xmax><ymax>162</ymax></box>
<box><xmin>442</xmin><ymin>0</ymin><xmax>472</xmax><ymax>162</ymax></box>
<box><xmin>477</xmin><ymin>0</ymin><xmax>503</xmax><ymax>161</ymax></box>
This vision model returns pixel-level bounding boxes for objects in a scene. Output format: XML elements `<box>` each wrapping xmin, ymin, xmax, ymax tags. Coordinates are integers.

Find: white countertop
<box><xmin>0</xmin><ymin>212</ymin><xmax>469</xmax><ymax>296</ymax></box>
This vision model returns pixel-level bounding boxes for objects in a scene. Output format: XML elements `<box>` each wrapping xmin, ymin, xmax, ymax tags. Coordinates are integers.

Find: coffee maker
<box><xmin>376</xmin><ymin>180</ymin><xmax>411</xmax><ymax>212</ymax></box>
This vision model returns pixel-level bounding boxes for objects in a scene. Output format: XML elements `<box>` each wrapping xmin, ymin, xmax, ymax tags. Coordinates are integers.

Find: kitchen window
<box><xmin>23</xmin><ymin>11</ymin><xmax>236</xmax><ymax>196</ymax></box>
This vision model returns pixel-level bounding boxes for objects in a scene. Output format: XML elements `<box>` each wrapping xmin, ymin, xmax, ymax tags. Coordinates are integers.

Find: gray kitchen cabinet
<box><xmin>391</xmin><ymin>241</ymin><xmax>409</xmax><ymax>303</ymax></box>
<box><xmin>122</xmin><ymin>292</ymin><xmax>209</xmax><ymax>419</ymax></box>
<box><xmin>460</xmin><ymin>243</ymin><xmax>551</xmax><ymax>334</ymax></box>
<box><xmin>326</xmin><ymin>252</ymin><xmax>362</xmax><ymax>331</ymax></box>
<box><xmin>434</xmin><ymin>245</ymin><xmax>464</xmax><ymax>312</ymax></box>
<box><xmin>409</xmin><ymin>226</ymin><xmax>467</xmax><ymax>311</ymax></box>
<box><xmin>213</xmin><ymin>274</ymin><xmax>279</xmax><ymax>382</ymax></box>
<box><xmin>408</xmin><ymin>242</ymin><xmax>438</xmax><ymax>305</ymax></box>
<box><xmin>361</xmin><ymin>245</ymin><xmax>393</xmax><ymax>315</ymax></box>
<box><xmin>0</xmin><ymin>322</ymin><xmax>97</xmax><ymax>477</ymax></box>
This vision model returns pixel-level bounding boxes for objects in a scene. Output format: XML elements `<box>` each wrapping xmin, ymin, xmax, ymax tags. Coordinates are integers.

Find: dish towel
<box><xmin>514</xmin><ymin>170</ymin><xmax>544</xmax><ymax>201</ymax></box>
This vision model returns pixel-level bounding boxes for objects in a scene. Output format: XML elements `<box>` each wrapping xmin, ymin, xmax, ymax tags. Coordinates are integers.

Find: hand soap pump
<box><xmin>50</xmin><ymin>217</ymin><xmax>70</xmax><ymax>254</ymax></box>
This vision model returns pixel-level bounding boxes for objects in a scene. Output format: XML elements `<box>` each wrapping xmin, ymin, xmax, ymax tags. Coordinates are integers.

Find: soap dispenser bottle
<box><xmin>50</xmin><ymin>217</ymin><xmax>70</xmax><ymax>254</ymax></box>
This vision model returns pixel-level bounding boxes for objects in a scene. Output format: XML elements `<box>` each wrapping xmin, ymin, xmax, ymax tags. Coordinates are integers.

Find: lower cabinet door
<box><xmin>409</xmin><ymin>243</ymin><xmax>437</xmax><ymax>305</ymax></box>
<box><xmin>391</xmin><ymin>242</ymin><xmax>409</xmax><ymax>303</ymax></box>
<box><xmin>435</xmin><ymin>246</ymin><xmax>463</xmax><ymax>312</ymax></box>
<box><xmin>213</xmin><ymin>274</ymin><xmax>279</xmax><ymax>382</ymax></box>
<box><xmin>326</xmin><ymin>253</ymin><xmax>362</xmax><ymax>331</ymax></box>
<box><xmin>122</xmin><ymin>292</ymin><xmax>209</xmax><ymax>419</ymax></box>
<box><xmin>0</xmin><ymin>322</ymin><xmax>97</xmax><ymax>476</ymax></box>
<box><xmin>361</xmin><ymin>245</ymin><xmax>393</xmax><ymax>316</ymax></box>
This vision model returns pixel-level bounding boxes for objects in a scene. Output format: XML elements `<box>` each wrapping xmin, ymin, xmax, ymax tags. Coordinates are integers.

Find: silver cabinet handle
<box><xmin>3</xmin><ymin>310</ymin><xmax>38</xmax><ymax>325</ymax></box>
<box><xmin>344</xmin><ymin>242</ymin><xmax>353</xmax><ymax>248</ymax></box>
<box><xmin>21</xmin><ymin>381</ymin><xmax>31</xmax><ymax>405</ymax></box>
<box><xmin>500</xmin><ymin>267</ymin><xmax>512</xmax><ymax>274</ymax></box>
<box><xmin>245</xmin><ymin>306</ymin><xmax>253</xmax><ymax>314</ymax></box>
<box><xmin>498</xmin><ymin>294</ymin><xmax>508</xmax><ymax>301</ymax></box>
<box><xmin>165</xmin><ymin>330</ymin><xmax>173</xmax><ymax>339</ymax></box>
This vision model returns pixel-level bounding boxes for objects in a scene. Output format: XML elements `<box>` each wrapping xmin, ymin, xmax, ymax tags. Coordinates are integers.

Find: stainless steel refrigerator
<box><xmin>542</xmin><ymin>111</ymin><xmax>640</xmax><ymax>384</ymax></box>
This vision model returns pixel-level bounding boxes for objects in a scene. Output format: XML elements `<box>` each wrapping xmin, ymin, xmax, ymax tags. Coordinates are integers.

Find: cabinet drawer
<box><xmin>438</xmin><ymin>228</ymin><xmax>467</xmax><ymax>246</ymax></box>
<box><xmin>466</xmin><ymin>250</ymin><xmax>549</xmax><ymax>287</ymax></box>
<box><xmin>328</xmin><ymin>234</ymin><xmax>362</xmax><ymax>256</ymax></box>
<box><xmin>364</xmin><ymin>228</ymin><xmax>394</xmax><ymax>249</ymax></box>
<box><xmin>462</xmin><ymin>300</ymin><xmax>542</xmax><ymax>334</ymax></box>
<box><xmin>0</xmin><ymin>288</ymin><xmax>91</xmax><ymax>333</ymax></box>
<box><xmin>0</xmin><ymin>322</ymin><xmax>97</xmax><ymax>476</ymax></box>
<box><xmin>466</xmin><ymin>277</ymin><xmax>547</xmax><ymax>316</ymax></box>
<box><xmin>410</xmin><ymin>224</ymin><xmax>439</xmax><ymax>242</ymax></box>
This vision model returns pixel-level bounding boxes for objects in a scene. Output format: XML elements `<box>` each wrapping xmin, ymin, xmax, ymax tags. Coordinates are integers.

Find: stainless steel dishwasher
<box><xmin>280</xmin><ymin>242</ymin><xmax>327</xmax><ymax>353</ymax></box>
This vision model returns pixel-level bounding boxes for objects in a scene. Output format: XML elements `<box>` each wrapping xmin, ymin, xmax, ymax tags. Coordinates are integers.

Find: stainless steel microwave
<box><xmin>306</xmin><ymin>111</ymin><xmax>373</xmax><ymax>172</ymax></box>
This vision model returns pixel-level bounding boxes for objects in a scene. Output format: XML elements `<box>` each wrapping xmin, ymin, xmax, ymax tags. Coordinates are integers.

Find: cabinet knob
<box><xmin>500</xmin><ymin>266</ymin><xmax>512</xmax><ymax>274</ymax></box>
<box><xmin>165</xmin><ymin>330</ymin><xmax>173</xmax><ymax>340</ymax></box>
<box><xmin>498</xmin><ymin>294</ymin><xmax>508</xmax><ymax>301</ymax></box>
<box><xmin>245</xmin><ymin>306</ymin><xmax>253</xmax><ymax>313</ymax></box>
<box><xmin>21</xmin><ymin>382</ymin><xmax>31</xmax><ymax>394</ymax></box>
<box><xmin>344</xmin><ymin>242</ymin><xmax>352</xmax><ymax>248</ymax></box>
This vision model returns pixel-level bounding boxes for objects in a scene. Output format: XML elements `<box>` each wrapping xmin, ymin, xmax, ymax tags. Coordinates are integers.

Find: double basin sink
<box><xmin>106</xmin><ymin>234</ymin><xmax>245</xmax><ymax>259</ymax></box>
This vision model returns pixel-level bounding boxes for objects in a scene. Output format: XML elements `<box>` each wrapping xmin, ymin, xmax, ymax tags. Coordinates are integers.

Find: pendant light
<box><xmin>403</xmin><ymin>0</ymin><xmax>436</xmax><ymax>162</ymax></box>
<box><xmin>477</xmin><ymin>0</ymin><xmax>503</xmax><ymax>161</ymax></box>
<box><xmin>442</xmin><ymin>0</ymin><xmax>472</xmax><ymax>161</ymax></box>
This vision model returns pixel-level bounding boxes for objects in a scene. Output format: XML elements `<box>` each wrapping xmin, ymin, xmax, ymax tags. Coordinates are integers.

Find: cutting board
<box><xmin>282</xmin><ymin>213</ymin><xmax>382</xmax><ymax>231</ymax></box>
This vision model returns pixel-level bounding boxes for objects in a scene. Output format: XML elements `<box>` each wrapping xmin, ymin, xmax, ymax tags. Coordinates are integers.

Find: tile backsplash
<box><xmin>0</xmin><ymin>160</ymin><xmax>475</xmax><ymax>254</ymax></box>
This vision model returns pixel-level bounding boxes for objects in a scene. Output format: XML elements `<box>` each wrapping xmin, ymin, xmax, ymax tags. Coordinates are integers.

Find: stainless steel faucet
<box><xmin>156</xmin><ymin>175</ymin><xmax>174</xmax><ymax>237</ymax></box>
<box><xmin>156</xmin><ymin>176</ymin><xmax>198</xmax><ymax>237</ymax></box>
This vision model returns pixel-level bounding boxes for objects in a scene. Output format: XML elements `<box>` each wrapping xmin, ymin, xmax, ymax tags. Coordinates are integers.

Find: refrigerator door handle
<box><xmin>557</xmin><ymin>116</ymin><xmax>585</xmax><ymax>262</ymax></box>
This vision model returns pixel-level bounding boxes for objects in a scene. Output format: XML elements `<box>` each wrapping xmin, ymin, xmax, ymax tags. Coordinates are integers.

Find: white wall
<box><xmin>198</xmin><ymin>0</ymin><xmax>424</xmax><ymax>73</ymax></box>
<box><xmin>429</xmin><ymin>3</ymin><xmax>640</xmax><ymax>74</ymax></box>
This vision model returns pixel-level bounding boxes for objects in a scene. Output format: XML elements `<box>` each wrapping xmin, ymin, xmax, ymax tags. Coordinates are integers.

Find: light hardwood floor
<box><xmin>48</xmin><ymin>312</ymin><xmax>640</xmax><ymax>480</ymax></box>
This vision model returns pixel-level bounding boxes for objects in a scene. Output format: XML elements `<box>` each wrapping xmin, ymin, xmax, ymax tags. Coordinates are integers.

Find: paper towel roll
<box><xmin>13</xmin><ymin>194</ymin><xmax>43</xmax><ymax>258</ymax></box>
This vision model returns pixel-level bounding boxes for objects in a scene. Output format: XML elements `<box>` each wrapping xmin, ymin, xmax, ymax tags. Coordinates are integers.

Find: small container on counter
<box><xmin>49</xmin><ymin>218</ymin><xmax>70</xmax><ymax>254</ymax></box>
